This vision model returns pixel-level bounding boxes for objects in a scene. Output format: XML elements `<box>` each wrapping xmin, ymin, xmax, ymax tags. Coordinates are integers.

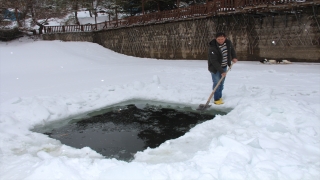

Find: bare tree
<box><xmin>1</xmin><ymin>0</ymin><xmax>72</xmax><ymax>34</ymax></box>
<box><xmin>1</xmin><ymin>0</ymin><xmax>28</xmax><ymax>27</ymax></box>
<box><xmin>70</xmin><ymin>0</ymin><xmax>80</xmax><ymax>25</ymax></box>
<box><xmin>90</xmin><ymin>0</ymin><xmax>102</xmax><ymax>24</ymax></box>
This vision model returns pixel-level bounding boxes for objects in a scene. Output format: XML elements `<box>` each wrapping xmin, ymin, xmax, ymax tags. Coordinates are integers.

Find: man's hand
<box><xmin>222</xmin><ymin>72</ymin><xmax>227</xmax><ymax>77</ymax></box>
<box><xmin>232</xmin><ymin>58</ymin><xmax>238</xmax><ymax>63</ymax></box>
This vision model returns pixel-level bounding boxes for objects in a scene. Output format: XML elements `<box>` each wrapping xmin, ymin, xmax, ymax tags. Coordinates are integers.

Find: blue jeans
<box><xmin>211</xmin><ymin>66</ymin><xmax>227</xmax><ymax>101</ymax></box>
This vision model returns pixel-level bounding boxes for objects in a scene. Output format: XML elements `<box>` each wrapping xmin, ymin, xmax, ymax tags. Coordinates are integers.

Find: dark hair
<box><xmin>215</xmin><ymin>32</ymin><xmax>226</xmax><ymax>38</ymax></box>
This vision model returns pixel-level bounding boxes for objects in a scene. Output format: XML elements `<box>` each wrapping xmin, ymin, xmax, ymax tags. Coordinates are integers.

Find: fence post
<box><xmin>62</xmin><ymin>26</ymin><xmax>65</xmax><ymax>32</ymax></box>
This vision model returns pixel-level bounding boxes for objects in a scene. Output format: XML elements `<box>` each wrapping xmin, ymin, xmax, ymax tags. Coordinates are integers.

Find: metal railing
<box><xmin>43</xmin><ymin>0</ymin><xmax>317</xmax><ymax>34</ymax></box>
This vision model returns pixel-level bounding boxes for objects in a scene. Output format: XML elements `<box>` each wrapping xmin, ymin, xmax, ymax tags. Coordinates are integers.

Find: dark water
<box><xmin>39</xmin><ymin>102</ymin><xmax>222</xmax><ymax>161</ymax></box>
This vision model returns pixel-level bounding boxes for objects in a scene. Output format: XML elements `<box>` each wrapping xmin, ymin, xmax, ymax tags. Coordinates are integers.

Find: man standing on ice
<box><xmin>208</xmin><ymin>32</ymin><xmax>238</xmax><ymax>105</ymax></box>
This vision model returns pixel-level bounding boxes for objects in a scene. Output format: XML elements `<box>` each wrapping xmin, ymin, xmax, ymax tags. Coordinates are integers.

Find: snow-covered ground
<box><xmin>0</xmin><ymin>37</ymin><xmax>319</xmax><ymax>180</ymax></box>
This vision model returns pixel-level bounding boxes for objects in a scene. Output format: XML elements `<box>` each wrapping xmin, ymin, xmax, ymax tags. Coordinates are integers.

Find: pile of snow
<box><xmin>0</xmin><ymin>37</ymin><xmax>319</xmax><ymax>179</ymax></box>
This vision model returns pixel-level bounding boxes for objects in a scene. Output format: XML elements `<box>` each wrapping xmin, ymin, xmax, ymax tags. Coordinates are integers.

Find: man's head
<box><xmin>215</xmin><ymin>32</ymin><xmax>226</xmax><ymax>45</ymax></box>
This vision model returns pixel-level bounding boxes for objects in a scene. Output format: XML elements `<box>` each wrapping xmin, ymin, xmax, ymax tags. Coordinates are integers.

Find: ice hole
<box><xmin>33</xmin><ymin>100</ymin><xmax>228</xmax><ymax>162</ymax></box>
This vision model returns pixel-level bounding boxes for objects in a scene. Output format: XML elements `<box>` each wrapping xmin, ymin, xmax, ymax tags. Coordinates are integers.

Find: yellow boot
<box><xmin>214</xmin><ymin>98</ymin><xmax>224</xmax><ymax>105</ymax></box>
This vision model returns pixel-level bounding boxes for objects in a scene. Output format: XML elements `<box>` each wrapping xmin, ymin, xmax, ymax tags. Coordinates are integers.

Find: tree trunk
<box><xmin>142</xmin><ymin>0</ymin><xmax>145</xmax><ymax>15</ymax></box>
<box><xmin>75</xmin><ymin>11</ymin><xmax>79</xmax><ymax>25</ymax></box>
<box><xmin>89</xmin><ymin>0</ymin><xmax>93</xmax><ymax>17</ymax></box>
<box><xmin>14</xmin><ymin>8</ymin><xmax>22</xmax><ymax>27</ymax></box>
<box><xmin>74</xmin><ymin>0</ymin><xmax>80</xmax><ymax>25</ymax></box>
<box><xmin>29</xmin><ymin>0</ymin><xmax>44</xmax><ymax>34</ymax></box>
<box><xmin>38</xmin><ymin>23</ymin><xmax>44</xmax><ymax>34</ymax></box>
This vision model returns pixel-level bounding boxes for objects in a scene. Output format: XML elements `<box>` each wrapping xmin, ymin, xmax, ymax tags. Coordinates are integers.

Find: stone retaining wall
<box><xmin>42</xmin><ymin>6</ymin><xmax>320</xmax><ymax>62</ymax></box>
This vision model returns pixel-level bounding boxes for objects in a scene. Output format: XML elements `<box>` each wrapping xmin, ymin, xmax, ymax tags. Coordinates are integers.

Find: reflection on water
<box><xmin>42</xmin><ymin>103</ymin><xmax>217</xmax><ymax>162</ymax></box>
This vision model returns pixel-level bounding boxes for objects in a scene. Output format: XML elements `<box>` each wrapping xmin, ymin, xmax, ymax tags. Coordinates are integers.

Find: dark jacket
<box><xmin>208</xmin><ymin>39</ymin><xmax>237</xmax><ymax>74</ymax></box>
